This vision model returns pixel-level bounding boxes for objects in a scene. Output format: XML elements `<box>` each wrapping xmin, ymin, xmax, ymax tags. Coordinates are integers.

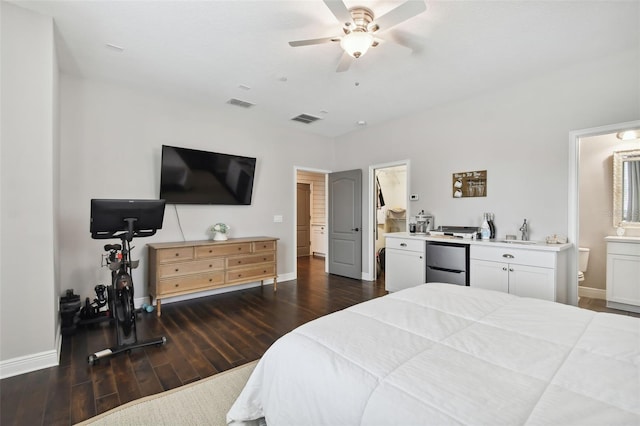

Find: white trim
<box><xmin>368</xmin><ymin>160</ymin><xmax>410</xmax><ymax>281</ymax></box>
<box><xmin>568</xmin><ymin>120</ymin><xmax>640</xmax><ymax>306</ymax></box>
<box><xmin>152</xmin><ymin>274</ymin><xmax>295</xmax><ymax>307</ymax></box>
<box><xmin>578</xmin><ymin>286</ymin><xmax>606</xmax><ymax>300</ymax></box>
<box><xmin>0</xmin><ymin>348</ymin><xmax>59</xmax><ymax>379</ymax></box>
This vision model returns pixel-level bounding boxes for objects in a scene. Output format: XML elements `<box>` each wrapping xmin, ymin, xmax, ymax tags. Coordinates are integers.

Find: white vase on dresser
<box><xmin>605</xmin><ymin>236</ymin><xmax>640</xmax><ymax>313</ymax></box>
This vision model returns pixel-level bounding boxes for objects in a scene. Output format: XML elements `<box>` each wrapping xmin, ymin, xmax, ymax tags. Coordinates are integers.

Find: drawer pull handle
<box><xmin>237</xmin><ymin>260</ymin><xmax>242</xmax><ymax>264</ymax></box>
<box><xmin>209</xmin><ymin>264</ymin><xmax>212</xmax><ymax>268</ymax></box>
<box><xmin>509</xmin><ymin>268</ymin><xmax>514</xmax><ymax>272</ymax></box>
<box><xmin>175</xmin><ymin>253</ymin><xmax>179</xmax><ymax>257</ymax></box>
<box><xmin>502</xmin><ymin>254</ymin><xmax>514</xmax><ymax>259</ymax></box>
<box><xmin>209</xmin><ymin>278</ymin><xmax>213</xmax><ymax>282</ymax></box>
<box><xmin>175</xmin><ymin>284</ymin><xmax>179</xmax><ymax>287</ymax></box>
<box><xmin>238</xmin><ymin>247</ymin><xmax>242</xmax><ymax>251</ymax></box>
<box><xmin>209</xmin><ymin>250</ymin><xmax>213</xmax><ymax>253</ymax></box>
<box><xmin>263</xmin><ymin>257</ymin><xmax>267</xmax><ymax>261</ymax></box>
<box><xmin>400</xmin><ymin>243</ymin><xmax>407</xmax><ymax>247</ymax></box>
<box><xmin>263</xmin><ymin>270</ymin><xmax>267</xmax><ymax>273</ymax></box>
<box><xmin>175</xmin><ymin>268</ymin><xmax>179</xmax><ymax>272</ymax></box>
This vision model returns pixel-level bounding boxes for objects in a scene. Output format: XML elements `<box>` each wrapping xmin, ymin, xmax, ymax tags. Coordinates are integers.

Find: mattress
<box><xmin>227</xmin><ymin>283</ymin><xmax>639</xmax><ymax>425</ymax></box>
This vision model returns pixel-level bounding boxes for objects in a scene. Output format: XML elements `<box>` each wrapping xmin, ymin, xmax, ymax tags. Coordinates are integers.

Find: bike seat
<box><xmin>104</xmin><ymin>244</ymin><xmax>122</xmax><ymax>251</ymax></box>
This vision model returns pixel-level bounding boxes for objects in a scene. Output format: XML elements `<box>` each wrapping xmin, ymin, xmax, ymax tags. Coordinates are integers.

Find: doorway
<box><xmin>370</xmin><ymin>161</ymin><xmax>409</xmax><ymax>281</ymax></box>
<box><xmin>568</xmin><ymin>119</ymin><xmax>640</xmax><ymax>306</ymax></box>
<box><xmin>295</xmin><ymin>168</ymin><xmax>329</xmax><ymax>276</ymax></box>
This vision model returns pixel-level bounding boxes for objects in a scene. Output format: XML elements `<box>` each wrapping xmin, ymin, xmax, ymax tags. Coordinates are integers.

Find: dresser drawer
<box><xmin>227</xmin><ymin>253</ymin><xmax>275</xmax><ymax>269</ymax></box>
<box><xmin>253</xmin><ymin>240</ymin><xmax>276</xmax><ymax>252</ymax></box>
<box><xmin>158</xmin><ymin>258</ymin><xmax>224</xmax><ymax>278</ymax></box>
<box><xmin>158</xmin><ymin>272</ymin><xmax>225</xmax><ymax>295</ymax></box>
<box><xmin>226</xmin><ymin>264</ymin><xmax>276</xmax><ymax>283</ymax></box>
<box><xmin>157</xmin><ymin>247</ymin><xmax>194</xmax><ymax>263</ymax></box>
<box><xmin>471</xmin><ymin>245</ymin><xmax>555</xmax><ymax>268</ymax></box>
<box><xmin>195</xmin><ymin>243</ymin><xmax>252</xmax><ymax>258</ymax></box>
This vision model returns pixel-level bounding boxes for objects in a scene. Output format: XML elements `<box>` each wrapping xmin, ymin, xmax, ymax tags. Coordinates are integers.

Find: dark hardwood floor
<box><xmin>0</xmin><ymin>256</ymin><xmax>386</xmax><ymax>425</ymax></box>
<box><xmin>1</xmin><ymin>257</ymin><xmax>638</xmax><ymax>425</ymax></box>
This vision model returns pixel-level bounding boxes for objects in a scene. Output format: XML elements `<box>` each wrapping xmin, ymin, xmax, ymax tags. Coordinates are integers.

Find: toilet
<box><xmin>578</xmin><ymin>247</ymin><xmax>590</xmax><ymax>281</ymax></box>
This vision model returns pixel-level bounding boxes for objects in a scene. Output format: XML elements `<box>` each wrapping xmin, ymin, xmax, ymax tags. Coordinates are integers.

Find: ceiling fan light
<box><xmin>340</xmin><ymin>31</ymin><xmax>374</xmax><ymax>58</ymax></box>
<box><xmin>616</xmin><ymin>129</ymin><xmax>640</xmax><ymax>141</ymax></box>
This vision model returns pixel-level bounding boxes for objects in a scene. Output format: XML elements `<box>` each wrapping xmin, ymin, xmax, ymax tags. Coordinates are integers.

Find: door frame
<box><xmin>568</xmin><ymin>119</ymin><xmax>640</xmax><ymax>306</ymax></box>
<box><xmin>367</xmin><ymin>160</ymin><xmax>410</xmax><ymax>281</ymax></box>
<box><xmin>293</xmin><ymin>166</ymin><xmax>331</xmax><ymax>278</ymax></box>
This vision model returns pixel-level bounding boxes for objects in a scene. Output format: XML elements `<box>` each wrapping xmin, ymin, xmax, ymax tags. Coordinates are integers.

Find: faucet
<box><xmin>519</xmin><ymin>219</ymin><xmax>529</xmax><ymax>241</ymax></box>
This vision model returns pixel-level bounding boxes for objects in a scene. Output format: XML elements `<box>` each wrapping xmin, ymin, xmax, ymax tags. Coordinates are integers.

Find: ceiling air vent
<box><xmin>227</xmin><ymin>98</ymin><xmax>255</xmax><ymax>108</ymax></box>
<box><xmin>291</xmin><ymin>113</ymin><xmax>321</xmax><ymax>124</ymax></box>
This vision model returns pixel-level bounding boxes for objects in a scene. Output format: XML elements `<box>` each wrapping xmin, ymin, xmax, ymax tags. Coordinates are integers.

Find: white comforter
<box><xmin>227</xmin><ymin>283</ymin><xmax>639</xmax><ymax>425</ymax></box>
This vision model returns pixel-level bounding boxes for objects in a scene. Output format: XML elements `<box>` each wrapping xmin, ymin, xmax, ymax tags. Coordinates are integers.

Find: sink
<box><xmin>493</xmin><ymin>239</ymin><xmax>539</xmax><ymax>245</ymax></box>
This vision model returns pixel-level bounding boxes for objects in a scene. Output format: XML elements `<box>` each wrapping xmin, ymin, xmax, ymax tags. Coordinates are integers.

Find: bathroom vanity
<box><xmin>605</xmin><ymin>236</ymin><xmax>640</xmax><ymax>313</ymax></box>
<box><xmin>385</xmin><ymin>233</ymin><xmax>571</xmax><ymax>303</ymax></box>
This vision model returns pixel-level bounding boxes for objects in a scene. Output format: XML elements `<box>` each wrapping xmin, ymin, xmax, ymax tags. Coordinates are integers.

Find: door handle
<box><xmin>352</xmin><ymin>228</ymin><xmax>360</xmax><ymax>232</ymax></box>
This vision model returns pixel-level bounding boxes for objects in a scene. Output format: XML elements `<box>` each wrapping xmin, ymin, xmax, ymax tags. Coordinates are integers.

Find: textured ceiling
<box><xmin>14</xmin><ymin>0</ymin><xmax>640</xmax><ymax>137</ymax></box>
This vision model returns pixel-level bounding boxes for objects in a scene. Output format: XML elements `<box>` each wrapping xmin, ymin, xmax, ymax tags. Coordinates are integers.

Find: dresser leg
<box><xmin>156</xmin><ymin>299</ymin><xmax>162</xmax><ymax>317</ymax></box>
<box><xmin>273</xmin><ymin>278</ymin><xmax>277</xmax><ymax>292</ymax></box>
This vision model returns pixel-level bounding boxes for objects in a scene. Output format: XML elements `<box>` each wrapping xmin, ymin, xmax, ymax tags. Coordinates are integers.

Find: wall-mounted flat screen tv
<box><xmin>159</xmin><ymin>145</ymin><xmax>256</xmax><ymax>205</ymax></box>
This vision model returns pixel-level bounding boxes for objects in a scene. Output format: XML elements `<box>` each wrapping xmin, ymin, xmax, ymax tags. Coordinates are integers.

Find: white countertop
<box><xmin>385</xmin><ymin>232</ymin><xmax>573</xmax><ymax>252</ymax></box>
<box><xmin>604</xmin><ymin>235</ymin><xmax>640</xmax><ymax>243</ymax></box>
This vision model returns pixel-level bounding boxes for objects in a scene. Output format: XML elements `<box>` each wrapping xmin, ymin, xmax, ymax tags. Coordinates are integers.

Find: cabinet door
<box><xmin>607</xmin><ymin>254</ymin><xmax>640</xmax><ymax>306</ymax></box>
<box><xmin>470</xmin><ymin>259</ymin><xmax>508</xmax><ymax>293</ymax></box>
<box><xmin>509</xmin><ymin>264</ymin><xmax>555</xmax><ymax>301</ymax></box>
<box><xmin>385</xmin><ymin>248</ymin><xmax>425</xmax><ymax>292</ymax></box>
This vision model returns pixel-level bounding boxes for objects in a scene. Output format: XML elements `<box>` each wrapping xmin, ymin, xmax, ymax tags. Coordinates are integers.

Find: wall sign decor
<box><xmin>452</xmin><ymin>170</ymin><xmax>487</xmax><ymax>198</ymax></box>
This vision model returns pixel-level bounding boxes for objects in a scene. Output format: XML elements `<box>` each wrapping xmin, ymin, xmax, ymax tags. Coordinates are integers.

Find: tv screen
<box><xmin>159</xmin><ymin>145</ymin><xmax>256</xmax><ymax>205</ymax></box>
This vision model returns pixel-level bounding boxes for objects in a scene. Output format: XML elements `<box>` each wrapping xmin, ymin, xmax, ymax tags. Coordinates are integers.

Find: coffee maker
<box><xmin>414</xmin><ymin>210</ymin><xmax>434</xmax><ymax>235</ymax></box>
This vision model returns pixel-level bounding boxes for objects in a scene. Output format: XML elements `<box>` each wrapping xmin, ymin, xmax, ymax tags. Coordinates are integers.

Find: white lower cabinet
<box><xmin>385</xmin><ymin>237</ymin><xmax>425</xmax><ymax>292</ymax></box>
<box><xmin>606</xmin><ymin>238</ymin><xmax>640</xmax><ymax>313</ymax></box>
<box><xmin>311</xmin><ymin>224</ymin><xmax>327</xmax><ymax>256</ymax></box>
<box><xmin>470</xmin><ymin>245</ymin><xmax>562</xmax><ymax>302</ymax></box>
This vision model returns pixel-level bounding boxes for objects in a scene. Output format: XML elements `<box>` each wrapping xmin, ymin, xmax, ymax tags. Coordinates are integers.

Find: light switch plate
<box><xmin>273</xmin><ymin>215</ymin><xmax>283</xmax><ymax>223</ymax></box>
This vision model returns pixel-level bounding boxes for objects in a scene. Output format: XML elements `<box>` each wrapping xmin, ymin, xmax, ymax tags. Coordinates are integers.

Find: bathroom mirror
<box><xmin>613</xmin><ymin>149</ymin><xmax>640</xmax><ymax>228</ymax></box>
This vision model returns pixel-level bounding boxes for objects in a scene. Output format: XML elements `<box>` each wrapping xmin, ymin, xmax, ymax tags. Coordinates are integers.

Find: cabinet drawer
<box><xmin>226</xmin><ymin>264</ymin><xmax>276</xmax><ymax>283</ymax></box>
<box><xmin>253</xmin><ymin>240</ymin><xmax>276</xmax><ymax>252</ymax></box>
<box><xmin>607</xmin><ymin>242</ymin><xmax>640</xmax><ymax>256</ymax></box>
<box><xmin>157</xmin><ymin>247</ymin><xmax>194</xmax><ymax>263</ymax></box>
<box><xmin>158</xmin><ymin>272</ymin><xmax>225</xmax><ymax>294</ymax></box>
<box><xmin>471</xmin><ymin>246</ymin><xmax>555</xmax><ymax>268</ymax></box>
<box><xmin>227</xmin><ymin>253</ymin><xmax>275</xmax><ymax>268</ymax></box>
<box><xmin>386</xmin><ymin>238</ymin><xmax>424</xmax><ymax>252</ymax></box>
<box><xmin>158</xmin><ymin>258</ymin><xmax>224</xmax><ymax>278</ymax></box>
<box><xmin>195</xmin><ymin>243</ymin><xmax>252</xmax><ymax>258</ymax></box>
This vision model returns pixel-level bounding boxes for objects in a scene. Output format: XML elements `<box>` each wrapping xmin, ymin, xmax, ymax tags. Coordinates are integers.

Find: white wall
<box><xmin>1</xmin><ymin>2</ymin><xmax>59</xmax><ymax>372</ymax></box>
<box><xmin>335</xmin><ymin>50</ymin><xmax>640</xmax><ymax>273</ymax></box>
<box><xmin>59</xmin><ymin>76</ymin><xmax>335</xmax><ymax>302</ymax></box>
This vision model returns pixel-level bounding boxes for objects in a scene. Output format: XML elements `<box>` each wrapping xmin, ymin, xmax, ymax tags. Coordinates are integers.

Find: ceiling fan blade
<box><xmin>375</xmin><ymin>0</ymin><xmax>427</xmax><ymax>32</ymax></box>
<box><xmin>323</xmin><ymin>0</ymin><xmax>354</xmax><ymax>26</ymax></box>
<box><xmin>289</xmin><ymin>37</ymin><xmax>340</xmax><ymax>47</ymax></box>
<box><xmin>335</xmin><ymin>51</ymin><xmax>352</xmax><ymax>73</ymax></box>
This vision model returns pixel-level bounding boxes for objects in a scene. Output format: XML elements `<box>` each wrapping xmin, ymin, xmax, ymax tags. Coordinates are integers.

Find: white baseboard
<box><xmin>151</xmin><ymin>273</ymin><xmax>296</xmax><ymax>307</ymax></box>
<box><xmin>0</xmin><ymin>347</ymin><xmax>59</xmax><ymax>379</ymax></box>
<box><xmin>0</xmin><ymin>322</ymin><xmax>62</xmax><ymax>380</ymax></box>
<box><xmin>578</xmin><ymin>286</ymin><xmax>606</xmax><ymax>300</ymax></box>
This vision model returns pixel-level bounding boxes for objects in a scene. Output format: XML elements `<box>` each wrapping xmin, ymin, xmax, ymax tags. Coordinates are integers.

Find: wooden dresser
<box><xmin>147</xmin><ymin>237</ymin><xmax>278</xmax><ymax>316</ymax></box>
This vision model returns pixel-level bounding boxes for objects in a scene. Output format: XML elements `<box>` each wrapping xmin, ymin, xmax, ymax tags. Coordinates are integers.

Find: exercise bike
<box><xmin>87</xmin><ymin>199</ymin><xmax>167</xmax><ymax>365</ymax></box>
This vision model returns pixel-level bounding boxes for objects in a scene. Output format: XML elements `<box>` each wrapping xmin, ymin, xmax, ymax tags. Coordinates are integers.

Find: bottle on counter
<box><xmin>480</xmin><ymin>214</ymin><xmax>491</xmax><ymax>240</ymax></box>
<box><xmin>487</xmin><ymin>213</ymin><xmax>496</xmax><ymax>239</ymax></box>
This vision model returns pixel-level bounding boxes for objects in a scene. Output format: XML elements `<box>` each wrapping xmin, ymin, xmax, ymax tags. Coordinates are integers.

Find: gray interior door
<box><xmin>328</xmin><ymin>169</ymin><xmax>362</xmax><ymax>279</ymax></box>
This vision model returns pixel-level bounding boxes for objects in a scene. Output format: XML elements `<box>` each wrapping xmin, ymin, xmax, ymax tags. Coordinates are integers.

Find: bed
<box><xmin>227</xmin><ymin>283</ymin><xmax>639</xmax><ymax>425</ymax></box>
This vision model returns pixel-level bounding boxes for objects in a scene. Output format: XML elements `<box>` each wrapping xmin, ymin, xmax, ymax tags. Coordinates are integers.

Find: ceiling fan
<box><xmin>288</xmin><ymin>0</ymin><xmax>427</xmax><ymax>72</ymax></box>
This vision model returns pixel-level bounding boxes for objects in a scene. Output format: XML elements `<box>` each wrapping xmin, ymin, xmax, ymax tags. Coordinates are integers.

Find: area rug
<box><xmin>77</xmin><ymin>360</ymin><xmax>258</xmax><ymax>426</ymax></box>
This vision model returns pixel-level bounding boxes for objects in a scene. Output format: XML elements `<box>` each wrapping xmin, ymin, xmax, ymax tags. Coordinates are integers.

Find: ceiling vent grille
<box><xmin>227</xmin><ymin>98</ymin><xmax>255</xmax><ymax>108</ymax></box>
<box><xmin>291</xmin><ymin>113</ymin><xmax>321</xmax><ymax>124</ymax></box>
